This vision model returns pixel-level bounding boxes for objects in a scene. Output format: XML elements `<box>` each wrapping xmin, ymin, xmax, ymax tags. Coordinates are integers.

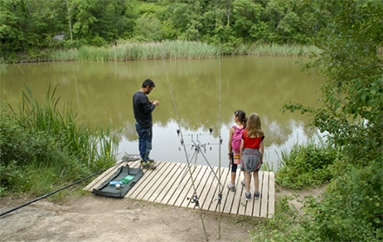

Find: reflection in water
<box><xmin>1</xmin><ymin>56</ymin><xmax>324</xmax><ymax>170</ymax></box>
<box><xmin>120</xmin><ymin>120</ymin><xmax>322</xmax><ymax>171</ymax></box>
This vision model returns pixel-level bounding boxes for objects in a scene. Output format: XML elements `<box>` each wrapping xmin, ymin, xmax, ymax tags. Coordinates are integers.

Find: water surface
<box><xmin>0</xmin><ymin>56</ymin><xmax>324</xmax><ymax>170</ymax></box>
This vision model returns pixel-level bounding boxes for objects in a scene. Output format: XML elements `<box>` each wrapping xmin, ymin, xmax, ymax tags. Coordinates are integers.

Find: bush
<box><xmin>276</xmin><ymin>142</ymin><xmax>337</xmax><ymax>189</ymax></box>
<box><xmin>296</xmin><ymin>161</ymin><xmax>383</xmax><ymax>241</ymax></box>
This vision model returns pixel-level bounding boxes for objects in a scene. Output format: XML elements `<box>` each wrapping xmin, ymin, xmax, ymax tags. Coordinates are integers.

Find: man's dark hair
<box><xmin>142</xmin><ymin>79</ymin><xmax>155</xmax><ymax>88</ymax></box>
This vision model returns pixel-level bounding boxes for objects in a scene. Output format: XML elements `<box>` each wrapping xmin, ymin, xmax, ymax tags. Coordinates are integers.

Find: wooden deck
<box><xmin>84</xmin><ymin>160</ymin><xmax>275</xmax><ymax>218</ymax></box>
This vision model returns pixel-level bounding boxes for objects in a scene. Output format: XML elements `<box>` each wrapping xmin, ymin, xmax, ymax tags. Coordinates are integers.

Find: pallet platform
<box><xmin>84</xmin><ymin>160</ymin><xmax>275</xmax><ymax>218</ymax></box>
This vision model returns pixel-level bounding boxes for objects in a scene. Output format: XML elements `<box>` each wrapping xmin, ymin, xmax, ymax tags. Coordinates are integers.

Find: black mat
<box><xmin>92</xmin><ymin>165</ymin><xmax>144</xmax><ymax>198</ymax></box>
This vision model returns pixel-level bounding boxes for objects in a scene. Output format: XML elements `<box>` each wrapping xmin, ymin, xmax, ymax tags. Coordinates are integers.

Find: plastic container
<box><xmin>121</xmin><ymin>175</ymin><xmax>135</xmax><ymax>184</ymax></box>
<box><xmin>109</xmin><ymin>181</ymin><xmax>122</xmax><ymax>186</ymax></box>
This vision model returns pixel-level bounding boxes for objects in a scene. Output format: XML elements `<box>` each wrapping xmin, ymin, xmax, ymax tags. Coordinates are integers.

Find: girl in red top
<box><xmin>240</xmin><ymin>113</ymin><xmax>264</xmax><ymax>200</ymax></box>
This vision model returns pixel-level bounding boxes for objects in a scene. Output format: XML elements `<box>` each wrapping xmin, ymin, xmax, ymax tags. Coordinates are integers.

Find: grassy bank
<box><xmin>251</xmin><ymin>140</ymin><xmax>383</xmax><ymax>241</ymax></box>
<box><xmin>48</xmin><ymin>41</ymin><xmax>320</xmax><ymax>62</ymax></box>
<box><xmin>0</xmin><ymin>85</ymin><xmax>118</xmax><ymax>198</ymax></box>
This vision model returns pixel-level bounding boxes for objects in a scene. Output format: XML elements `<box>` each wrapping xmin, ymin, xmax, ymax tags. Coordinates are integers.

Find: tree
<box><xmin>70</xmin><ymin>0</ymin><xmax>136</xmax><ymax>45</ymax></box>
<box><xmin>283</xmin><ymin>0</ymin><xmax>383</xmax><ymax>240</ymax></box>
<box><xmin>302</xmin><ymin>0</ymin><xmax>383</xmax><ymax>164</ymax></box>
<box><xmin>231</xmin><ymin>0</ymin><xmax>264</xmax><ymax>42</ymax></box>
<box><xmin>0</xmin><ymin>0</ymin><xmax>67</xmax><ymax>55</ymax></box>
<box><xmin>0</xmin><ymin>0</ymin><xmax>28</xmax><ymax>52</ymax></box>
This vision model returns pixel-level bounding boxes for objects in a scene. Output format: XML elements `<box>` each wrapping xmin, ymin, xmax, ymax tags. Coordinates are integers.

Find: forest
<box><xmin>2</xmin><ymin>0</ymin><xmax>331</xmax><ymax>61</ymax></box>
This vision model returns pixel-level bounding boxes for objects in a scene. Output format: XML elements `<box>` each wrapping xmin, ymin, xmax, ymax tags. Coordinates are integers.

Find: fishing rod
<box><xmin>0</xmin><ymin>161</ymin><xmax>125</xmax><ymax>218</ymax></box>
<box><xmin>161</xmin><ymin>55</ymin><xmax>209</xmax><ymax>241</ymax></box>
<box><xmin>217</xmin><ymin>50</ymin><xmax>223</xmax><ymax>240</ymax></box>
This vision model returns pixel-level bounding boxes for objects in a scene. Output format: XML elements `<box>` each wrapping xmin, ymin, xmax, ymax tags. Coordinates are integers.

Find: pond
<box><xmin>0</xmin><ymin>56</ymin><xmax>324</xmax><ymax>170</ymax></box>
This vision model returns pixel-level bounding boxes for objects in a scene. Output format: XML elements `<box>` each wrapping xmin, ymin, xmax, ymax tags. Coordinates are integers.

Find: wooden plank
<box><xmin>171</xmin><ymin>164</ymin><xmax>196</xmax><ymax>207</ymax></box>
<box><xmin>140</xmin><ymin>161</ymin><xmax>173</xmax><ymax>202</ymax></box>
<box><xmin>237</xmin><ymin>170</ymin><xmax>248</xmax><ymax>216</ymax></box>
<box><xmin>260</xmin><ymin>171</ymin><xmax>270</xmax><ymax>218</ymax></box>
<box><xmin>268</xmin><ymin>172</ymin><xmax>275</xmax><ymax>218</ymax></box>
<box><xmin>188</xmin><ymin>165</ymin><xmax>218</xmax><ymax>209</ymax></box>
<box><xmin>199</xmin><ymin>166</ymin><xmax>220</xmax><ymax>211</ymax></box>
<box><xmin>83</xmin><ymin>161</ymin><xmax>127</xmax><ymax>191</ymax></box>
<box><xmin>222</xmin><ymin>169</ymin><xmax>242</xmax><ymax>215</ymax></box>
<box><xmin>179</xmin><ymin>165</ymin><xmax>208</xmax><ymax>208</ymax></box>
<box><xmin>251</xmin><ymin>171</ymin><xmax>264</xmax><ymax>217</ymax></box>
<box><xmin>214</xmin><ymin>167</ymin><xmax>229</xmax><ymax>214</ymax></box>
<box><xmin>84</xmin><ymin>160</ymin><xmax>275</xmax><ymax>219</ymax></box>
<box><xmin>245</xmin><ymin>172</ymin><xmax>255</xmax><ymax>217</ymax></box>
<box><xmin>143</xmin><ymin>161</ymin><xmax>175</xmax><ymax>202</ymax></box>
<box><xmin>209</xmin><ymin>167</ymin><xmax>229</xmax><ymax>213</ymax></box>
<box><xmin>156</xmin><ymin>163</ymin><xmax>187</xmax><ymax>204</ymax></box>
<box><xmin>220</xmin><ymin>168</ymin><xmax>234</xmax><ymax>214</ymax></box>
<box><xmin>200</xmin><ymin>167</ymin><xmax>224</xmax><ymax>211</ymax></box>
<box><xmin>167</xmin><ymin>164</ymin><xmax>200</xmax><ymax>206</ymax></box>
<box><xmin>129</xmin><ymin>160</ymin><xmax>141</xmax><ymax>169</ymax></box>
<box><xmin>127</xmin><ymin>161</ymin><xmax>165</xmax><ymax>199</ymax></box>
<box><xmin>125</xmin><ymin>161</ymin><xmax>155</xmax><ymax>198</ymax></box>
<box><xmin>203</xmin><ymin>167</ymin><xmax>221</xmax><ymax>212</ymax></box>
<box><xmin>132</xmin><ymin>161</ymin><xmax>169</xmax><ymax>200</ymax></box>
<box><xmin>229</xmin><ymin>170</ymin><xmax>245</xmax><ymax>215</ymax></box>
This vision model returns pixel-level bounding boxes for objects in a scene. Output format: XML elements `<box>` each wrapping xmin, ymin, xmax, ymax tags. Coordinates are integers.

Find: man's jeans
<box><xmin>135</xmin><ymin>122</ymin><xmax>152</xmax><ymax>162</ymax></box>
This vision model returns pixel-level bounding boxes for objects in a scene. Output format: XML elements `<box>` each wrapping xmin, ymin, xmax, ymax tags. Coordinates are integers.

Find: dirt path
<box><xmin>0</xmin><ymin>186</ymin><xmax>324</xmax><ymax>242</ymax></box>
<box><xmin>0</xmin><ymin>194</ymin><xmax>255</xmax><ymax>242</ymax></box>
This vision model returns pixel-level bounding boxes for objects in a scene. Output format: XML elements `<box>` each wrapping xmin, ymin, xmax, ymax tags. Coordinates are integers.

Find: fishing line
<box><xmin>217</xmin><ymin>50</ymin><xmax>223</xmax><ymax>240</ymax></box>
<box><xmin>161</xmin><ymin>55</ymin><xmax>209</xmax><ymax>241</ymax></box>
<box><xmin>0</xmin><ymin>161</ymin><xmax>126</xmax><ymax>218</ymax></box>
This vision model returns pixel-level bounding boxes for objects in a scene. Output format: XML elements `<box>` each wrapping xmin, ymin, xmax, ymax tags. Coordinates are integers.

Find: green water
<box><xmin>0</xmin><ymin>56</ymin><xmax>324</xmax><ymax>170</ymax></box>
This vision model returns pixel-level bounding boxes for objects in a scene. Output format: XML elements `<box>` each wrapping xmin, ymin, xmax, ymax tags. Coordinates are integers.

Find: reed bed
<box><xmin>246</xmin><ymin>44</ymin><xmax>321</xmax><ymax>56</ymax></box>
<box><xmin>9</xmin><ymin>84</ymin><xmax>118</xmax><ymax>172</ymax></box>
<box><xmin>51</xmin><ymin>40</ymin><xmax>319</xmax><ymax>62</ymax></box>
<box><xmin>1</xmin><ymin>84</ymin><xmax>119</xmax><ymax>195</ymax></box>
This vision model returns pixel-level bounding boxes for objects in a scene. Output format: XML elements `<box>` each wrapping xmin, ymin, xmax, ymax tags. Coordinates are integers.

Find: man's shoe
<box><xmin>147</xmin><ymin>159</ymin><xmax>155</xmax><ymax>163</ymax></box>
<box><xmin>141</xmin><ymin>160</ymin><xmax>156</xmax><ymax>170</ymax></box>
<box><xmin>145</xmin><ymin>163</ymin><xmax>157</xmax><ymax>170</ymax></box>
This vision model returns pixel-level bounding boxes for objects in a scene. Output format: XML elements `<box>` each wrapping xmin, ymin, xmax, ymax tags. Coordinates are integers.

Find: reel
<box><xmin>188</xmin><ymin>193</ymin><xmax>200</xmax><ymax>208</ymax></box>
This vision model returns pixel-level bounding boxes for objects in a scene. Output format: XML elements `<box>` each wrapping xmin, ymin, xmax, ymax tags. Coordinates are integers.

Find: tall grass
<box><xmin>276</xmin><ymin>134</ymin><xmax>336</xmax><ymax>189</ymax></box>
<box><xmin>17</xmin><ymin>84</ymin><xmax>118</xmax><ymax>169</ymax></box>
<box><xmin>247</xmin><ymin>44</ymin><xmax>321</xmax><ymax>56</ymax></box>
<box><xmin>0</xmin><ymin>84</ymin><xmax>118</xmax><ymax>196</ymax></box>
<box><xmin>51</xmin><ymin>40</ymin><xmax>320</xmax><ymax>62</ymax></box>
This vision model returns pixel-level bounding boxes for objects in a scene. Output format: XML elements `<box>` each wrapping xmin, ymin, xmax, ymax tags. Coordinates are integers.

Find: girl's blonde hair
<box><xmin>246</xmin><ymin>113</ymin><xmax>264</xmax><ymax>137</ymax></box>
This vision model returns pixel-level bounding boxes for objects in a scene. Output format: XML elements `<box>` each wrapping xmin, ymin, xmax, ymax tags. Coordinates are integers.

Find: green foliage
<box><xmin>276</xmin><ymin>141</ymin><xmax>337</xmax><ymax>189</ymax></box>
<box><xmin>70</xmin><ymin>0</ymin><xmax>135</xmax><ymax>43</ymax></box>
<box><xmin>232</xmin><ymin>0</ymin><xmax>263</xmax><ymax>42</ymax></box>
<box><xmin>0</xmin><ymin>161</ymin><xmax>24</xmax><ymax>194</ymax></box>
<box><xmin>52</xmin><ymin>40</ymin><xmax>221</xmax><ymax>61</ymax></box>
<box><xmin>252</xmin><ymin>195</ymin><xmax>302</xmax><ymax>242</ymax></box>
<box><xmin>296</xmin><ymin>161</ymin><xmax>383</xmax><ymax>241</ymax></box>
<box><xmin>285</xmin><ymin>0</ymin><xmax>383</xmax><ymax>166</ymax></box>
<box><xmin>1</xmin><ymin>0</ymin><xmax>332</xmax><ymax>62</ymax></box>
<box><xmin>134</xmin><ymin>14</ymin><xmax>163</xmax><ymax>41</ymax></box>
<box><xmin>52</xmin><ymin>40</ymin><xmax>318</xmax><ymax>62</ymax></box>
<box><xmin>0</xmin><ymin>85</ymin><xmax>118</xmax><ymax>196</ymax></box>
<box><xmin>278</xmin><ymin>0</ymin><xmax>383</xmax><ymax>241</ymax></box>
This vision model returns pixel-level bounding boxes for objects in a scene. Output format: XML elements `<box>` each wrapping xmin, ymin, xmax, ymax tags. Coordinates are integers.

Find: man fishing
<box><xmin>132</xmin><ymin>78</ymin><xmax>159</xmax><ymax>169</ymax></box>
